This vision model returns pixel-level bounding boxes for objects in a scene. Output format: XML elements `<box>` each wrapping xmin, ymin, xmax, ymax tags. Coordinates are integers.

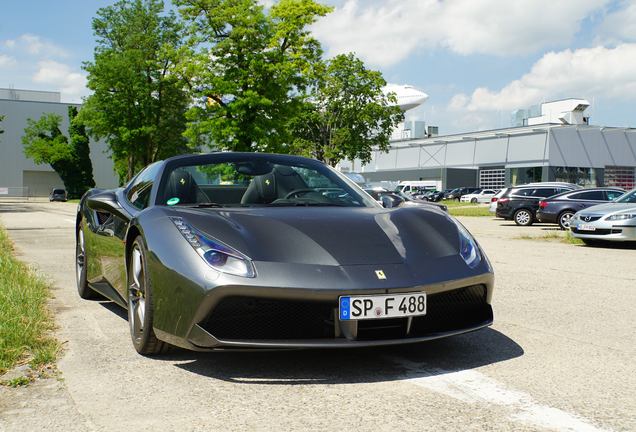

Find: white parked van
<box><xmin>395</xmin><ymin>180</ymin><xmax>442</xmax><ymax>195</ymax></box>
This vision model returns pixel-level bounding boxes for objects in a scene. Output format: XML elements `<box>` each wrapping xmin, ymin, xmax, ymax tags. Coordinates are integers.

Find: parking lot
<box><xmin>0</xmin><ymin>201</ymin><xmax>634</xmax><ymax>431</ymax></box>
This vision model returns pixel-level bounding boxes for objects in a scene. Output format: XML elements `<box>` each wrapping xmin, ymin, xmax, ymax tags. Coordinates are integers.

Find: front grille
<box><xmin>578</xmin><ymin>216</ymin><xmax>601</xmax><ymax>222</ymax></box>
<box><xmin>201</xmin><ymin>285</ymin><xmax>491</xmax><ymax>342</ymax></box>
<box><xmin>410</xmin><ymin>284</ymin><xmax>491</xmax><ymax>336</ymax></box>
<box><xmin>572</xmin><ymin>228</ymin><xmax>620</xmax><ymax>235</ymax></box>
<box><xmin>201</xmin><ymin>298</ymin><xmax>334</xmax><ymax>340</ymax></box>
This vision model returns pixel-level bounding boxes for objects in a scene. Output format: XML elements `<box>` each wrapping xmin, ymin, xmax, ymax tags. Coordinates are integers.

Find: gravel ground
<box><xmin>0</xmin><ymin>201</ymin><xmax>634</xmax><ymax>432</ymax></box>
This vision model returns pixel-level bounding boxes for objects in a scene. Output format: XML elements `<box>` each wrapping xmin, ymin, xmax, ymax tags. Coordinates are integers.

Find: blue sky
<box><xmin>2</xmin><ymin>0</ymin><xmax>636</xmax><ymax>134</ymax></box>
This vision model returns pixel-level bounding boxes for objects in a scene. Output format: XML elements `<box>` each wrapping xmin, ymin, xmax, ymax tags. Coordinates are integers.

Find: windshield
<box><xmin>159</xmin><ymin>156</ymin><xmax>377</xmax><ymax>208</ymax></box>
<box><xmin>53</xmin><ymin>189</ymin><xmax>65</xmax><ymax>194</ymax></box>
<box><xmin>614</xmin><ymin>189</ymin><xmax>636</xmax><ymax>203</ymax></box>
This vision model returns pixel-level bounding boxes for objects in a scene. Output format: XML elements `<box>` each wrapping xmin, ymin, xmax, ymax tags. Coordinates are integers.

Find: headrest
<box><xmin>254</xmin><ymin>171</ymin><xmax>277</xmax><ymax>202</ymax></box>
<box><xmin>167</xmin><ymin>168</ymin><xmax>197</xmax><ymax>204</ymax></box>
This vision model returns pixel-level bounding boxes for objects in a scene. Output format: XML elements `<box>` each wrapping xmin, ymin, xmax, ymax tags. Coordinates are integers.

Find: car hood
<box><xmin>579</xmin><ymin>202</ymin><xmax>636</xmax><ymax>214</ymax></box>
<box><xmin>168</xmin><ymin>206</ymin><xmax>460</xmax><ymax>267</ymax></box>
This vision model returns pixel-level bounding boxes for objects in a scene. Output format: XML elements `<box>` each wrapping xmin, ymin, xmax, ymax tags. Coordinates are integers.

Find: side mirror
<box><xmin>381</xmin><ymin>195</ymin><xmax>394</xmax><ymax>208</ymax></box>
<box><xmin>86</xmin><ymin>189</ymin><xmax>129</xmax><ymax>220</ymax></box>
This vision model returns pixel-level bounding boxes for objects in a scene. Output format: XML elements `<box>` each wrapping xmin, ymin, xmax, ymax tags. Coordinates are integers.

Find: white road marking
<box><xmin>392</xmin><ymin>358</ymin><xmax>610</xmax><ymax>432</ymax></box>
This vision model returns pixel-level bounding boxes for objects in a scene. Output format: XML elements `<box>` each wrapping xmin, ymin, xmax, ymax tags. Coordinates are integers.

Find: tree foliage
<box><xmin>21</xmin><ymin>110</ymin><xmax>96</xmax><ymax>198</ymax></box>
<box><xmin>68</xmin><ymin>106</ymin><xmax>96</xmax><ymax>195</ymax></box>
<box><xmin>81</xmin><ymin>0</ymin><xmax>191</xmax><ymax>182</ymax></box>
<box><xmin>175</xmin><ymin>0</ymin><xmax>332</xmax><ymax>153</ymax></box>
<box><xmin>289</xmin><ymin>53</ymin><xmax>404</xmax><ymax>166</ymax></box>
<box><xmin>80</xmin><ymin>0</ymin><xmax>406</xmax><ymax>173</ymax></box>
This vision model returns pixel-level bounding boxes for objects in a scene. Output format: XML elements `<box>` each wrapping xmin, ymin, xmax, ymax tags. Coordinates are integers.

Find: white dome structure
<box><xmin>383</xmin><ymin>84</ymin><xmax>429</xmax><ymax>112</ymax></box>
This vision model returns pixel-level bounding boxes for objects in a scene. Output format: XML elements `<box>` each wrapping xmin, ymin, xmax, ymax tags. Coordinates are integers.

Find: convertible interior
<box><xmin>162</xmin><ymin>164</ymin><xmax>352</xmax><ymax>207</ymax></box>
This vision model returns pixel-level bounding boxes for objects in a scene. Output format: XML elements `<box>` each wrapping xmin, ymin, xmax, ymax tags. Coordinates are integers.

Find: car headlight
<box><xmin>606</xmin><ymin>213</ymin><xmax>636</xmax><ymax>221</ymax></box>
<box><xmin>453</xmin><ymin>219</ymin><xmax>481</xmax><ymax>269</ymax></box>
<box><xmin>171</xmin><ymin>217</ymin><xmax>255</xmax><ymax>278</ymax></box>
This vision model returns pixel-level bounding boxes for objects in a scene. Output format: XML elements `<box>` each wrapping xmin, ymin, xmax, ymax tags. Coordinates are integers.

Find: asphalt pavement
<box><xmin>0</xmin><ymin>201</ymin><xmax>634</xmax><ymax>431</ymax></box>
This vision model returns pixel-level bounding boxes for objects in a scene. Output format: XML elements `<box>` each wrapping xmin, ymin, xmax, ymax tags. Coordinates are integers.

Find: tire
<box><xmin>471</xmin><ymin>198</ymin><xmax>478</xmax><ymax>203</ymax></box>
<box><xmin>513</xmin><ymin>209</ymin><xmax>533</xmax><ymax>226</ymax></box>
<box><xmin>76</xmin><ymin>224</ymin><xmax>99</xmax><ymax>299</ymax></box>
<box><xmin>558</xmin><ymin>211</ymin><xmax>575</xmax><ymax>230</ymax></box>
<box><xmin>127</xmin><ymin>236</ymin><xmax>168</xmax><ymax>355</ymax></box>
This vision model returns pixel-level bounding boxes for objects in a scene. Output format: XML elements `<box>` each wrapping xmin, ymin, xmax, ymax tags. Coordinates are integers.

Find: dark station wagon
<box><xmin>536</xmin><ymin>188</ymin><xmax>625</xmax><ymax>229</ymax></box>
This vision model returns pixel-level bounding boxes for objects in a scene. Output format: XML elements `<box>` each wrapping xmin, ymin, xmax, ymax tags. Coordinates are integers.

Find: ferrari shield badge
<box><xmin>375</xmin><ymin>270</ymin><xmax>386</xmax><ymax>280</ymax></box>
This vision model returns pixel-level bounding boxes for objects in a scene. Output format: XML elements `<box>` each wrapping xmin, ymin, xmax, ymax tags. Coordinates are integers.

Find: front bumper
<box><xmin>155</xmin><ymin>272</ymin><xmax>494</xmax><ymax>350</ymax></box>
<box><xmin>570</xmin><ymin>222</ymin><xmax>636</xmax><ymax>241</ymax></box>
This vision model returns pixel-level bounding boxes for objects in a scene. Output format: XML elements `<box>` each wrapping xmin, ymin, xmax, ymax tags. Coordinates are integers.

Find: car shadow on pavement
<box><xmin>580</xmin><ymin>241</ymin><xmax>636</xmax><ymax>250</ymax></box>
<box><xmin>96</xmin><ymin>299</ymin><xmax>523</xmax><ymax>385</ymax></box>
<box><xmin>164</xmin><ymin>328</ymin><xmax>523</xmax><ymax>385</ymax></box>
<box><xmin>98</xmin><ymin>301</ymin><xmax>128</xmax><ymax>320</ymax></box>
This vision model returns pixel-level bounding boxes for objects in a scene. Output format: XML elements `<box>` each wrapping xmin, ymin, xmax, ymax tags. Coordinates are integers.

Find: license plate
<box><xmin>579</xmin><ymin>224</ymin><xmax>596</xmax><ymax>231</ymax></box>
<box><xmin>339</xmin><ymin>293</ymin><xmax>426</xmax><ymax>320</ymax></box>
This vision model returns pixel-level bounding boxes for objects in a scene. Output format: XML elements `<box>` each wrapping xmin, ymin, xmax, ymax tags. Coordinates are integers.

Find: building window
<box><xmin>479</xmin><ymin>169</ymin><xmax>505</xmax><ymax>189</ymax></box>
<box><xmin>604</xmin><ymin>166</ymin><xmax>635</xmax><ymax>190</ymax></box>
<box><xmin>510</xmin><ymin>167</ymin><xmax>542</xmax><ymax>185</ymax></box>
<box><xmin>551</xmin><ymin>167</ymin><xmax>596</xmax><ymax>187</ymax></box>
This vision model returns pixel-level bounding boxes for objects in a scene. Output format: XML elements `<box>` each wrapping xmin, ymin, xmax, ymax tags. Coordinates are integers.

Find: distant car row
<box><xmin>364</xmin><ymin>188</ymin><xmax>448</xmax><ymax>212</ymax></box>
<box><xmin>489</xmin><ymin>181</ymin><xmax>636</xmax><ymax>244</ymax></box>
<box><xmin>379</xmin><ymin>179</ymin><xmax>636</xmax><ymax>244</ymax></box>
<box><xmin>401</xmin><ymin>186</ymin><xmax>498</xmax><ymax>203</ymax></box>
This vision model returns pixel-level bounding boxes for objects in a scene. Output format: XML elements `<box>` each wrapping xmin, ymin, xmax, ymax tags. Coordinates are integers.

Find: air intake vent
<box><xmin>95</xmin><ymin>211</ymin><xmax>111</xmax><ymax>225</ymax></box>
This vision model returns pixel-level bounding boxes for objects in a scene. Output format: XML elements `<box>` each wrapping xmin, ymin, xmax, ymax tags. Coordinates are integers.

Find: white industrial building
<box><xmin>344</xmin><ymin>98</ymin><xmax>636</xmax><ymax>191</ymax></box>
<box><xmin>0</xmin><ymin>88</ymin><xmax>118</xmax><ymax>197</ymax></box>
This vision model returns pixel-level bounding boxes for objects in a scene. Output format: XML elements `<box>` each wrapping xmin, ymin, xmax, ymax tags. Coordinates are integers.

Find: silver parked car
<box><xmin>570</xmin><ymin>188</ymin><xmax>636</xmax><ymax>244</ymax></box>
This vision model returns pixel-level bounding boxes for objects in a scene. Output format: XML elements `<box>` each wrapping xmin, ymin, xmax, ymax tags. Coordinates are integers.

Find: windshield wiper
<box><xmin>268</xmin><ymin>201</ymin><xmax>350</xmax><ymax>207</ymax></box>
<box><xmin>178</xmin><ymin>202</ymin><xmax>224</xmax><ymax>208</ymax></box>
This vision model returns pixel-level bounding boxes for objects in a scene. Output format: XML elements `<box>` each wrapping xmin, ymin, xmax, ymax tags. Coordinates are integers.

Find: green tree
<box><xmin>289</xmin><ymin>53</ymin><xmax>404</xmax><ymax>166</ymax></box>
<box><xmin>175</xmin><ymin>0</ymin><xmax>332</xmax><ymax>153</ymax></box>
<box><xmin>81</xmin><ymin>0</ymin><xmax>190</xmax><ymax>182</ymax></box>
<box><xmin>22</xmin><ymin>111</ymin><xmax>96</xmax><ymax>198</ymax></box>
<box><xmin>68</xmin><ymin>106</ymin><xmax>96</xmax><ymax>194</ymax></box>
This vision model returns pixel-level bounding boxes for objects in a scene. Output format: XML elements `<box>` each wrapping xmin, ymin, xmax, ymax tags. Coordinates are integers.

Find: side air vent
<box><xmin>95</xmin><ymin>211</ymin><xmax>111</xmax><ymax>225</ymax></box>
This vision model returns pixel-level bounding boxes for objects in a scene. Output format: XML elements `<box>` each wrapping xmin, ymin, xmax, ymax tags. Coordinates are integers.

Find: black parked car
<box><xmin>536</xmin><ymin>188</ymin><xmax>625</xmax><ymax>229</ymax></box>
<box><xmin>427</xmin><ymin>189</ymin><xmax>452</xmax><ymax>202</ymax></box>
<box><xmin>444</xmin><ymin>187</ymin><xmax>480</xmax><ymax>201</ymax></box>
<box><xmin>496</xmin><ymin>185</ymin><xmax>578</xmax><ymax>226</ymax></box>
<box><xmin>49</xmin><ymin>188</ymin><xmax>67</xmax><ymax>202</ymax></box>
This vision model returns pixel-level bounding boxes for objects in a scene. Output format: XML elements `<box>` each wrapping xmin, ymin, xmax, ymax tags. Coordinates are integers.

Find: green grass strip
<box><xmin>0</xmin><ymin>226</ymin><xmax>58</xmax><ymax>375</ymax></box>
<box><xmin>515</xmin><ymin>231</ymin><xmax>584</xmax><ymax>245</ymax></box>
<box><xmin>448</xmin><ymin>206</ymin><xmax>492</xmax><ymax>217</ymax></box>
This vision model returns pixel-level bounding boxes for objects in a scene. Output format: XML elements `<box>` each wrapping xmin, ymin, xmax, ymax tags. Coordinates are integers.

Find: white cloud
<box><xmin>598</xmin><ymin>0</ymin><xmax>636</xmax><ymax>44</ymax></box>
<box><xmin>312</xmin><ymin>0</ymin><xmax>609</xmax><ymax>66</ymax></box>
<box><xmin>0</xmin><ymin>54</ymin><xmax>17</xmax><ymax>68</ymax></box>
<box><xmin>32</xmin><ymin>60</ymin><xmax>88</xmax><ymax>102</ymax></box>
<box><xmin>449</xmin><ymin>44</ymin><xmax>636</xmax><ymax>113</ymax></box>
<box><xmin>3</xmin><ymin>34</ymin><xmax>69</xmax><ymax>58</ymax></box>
